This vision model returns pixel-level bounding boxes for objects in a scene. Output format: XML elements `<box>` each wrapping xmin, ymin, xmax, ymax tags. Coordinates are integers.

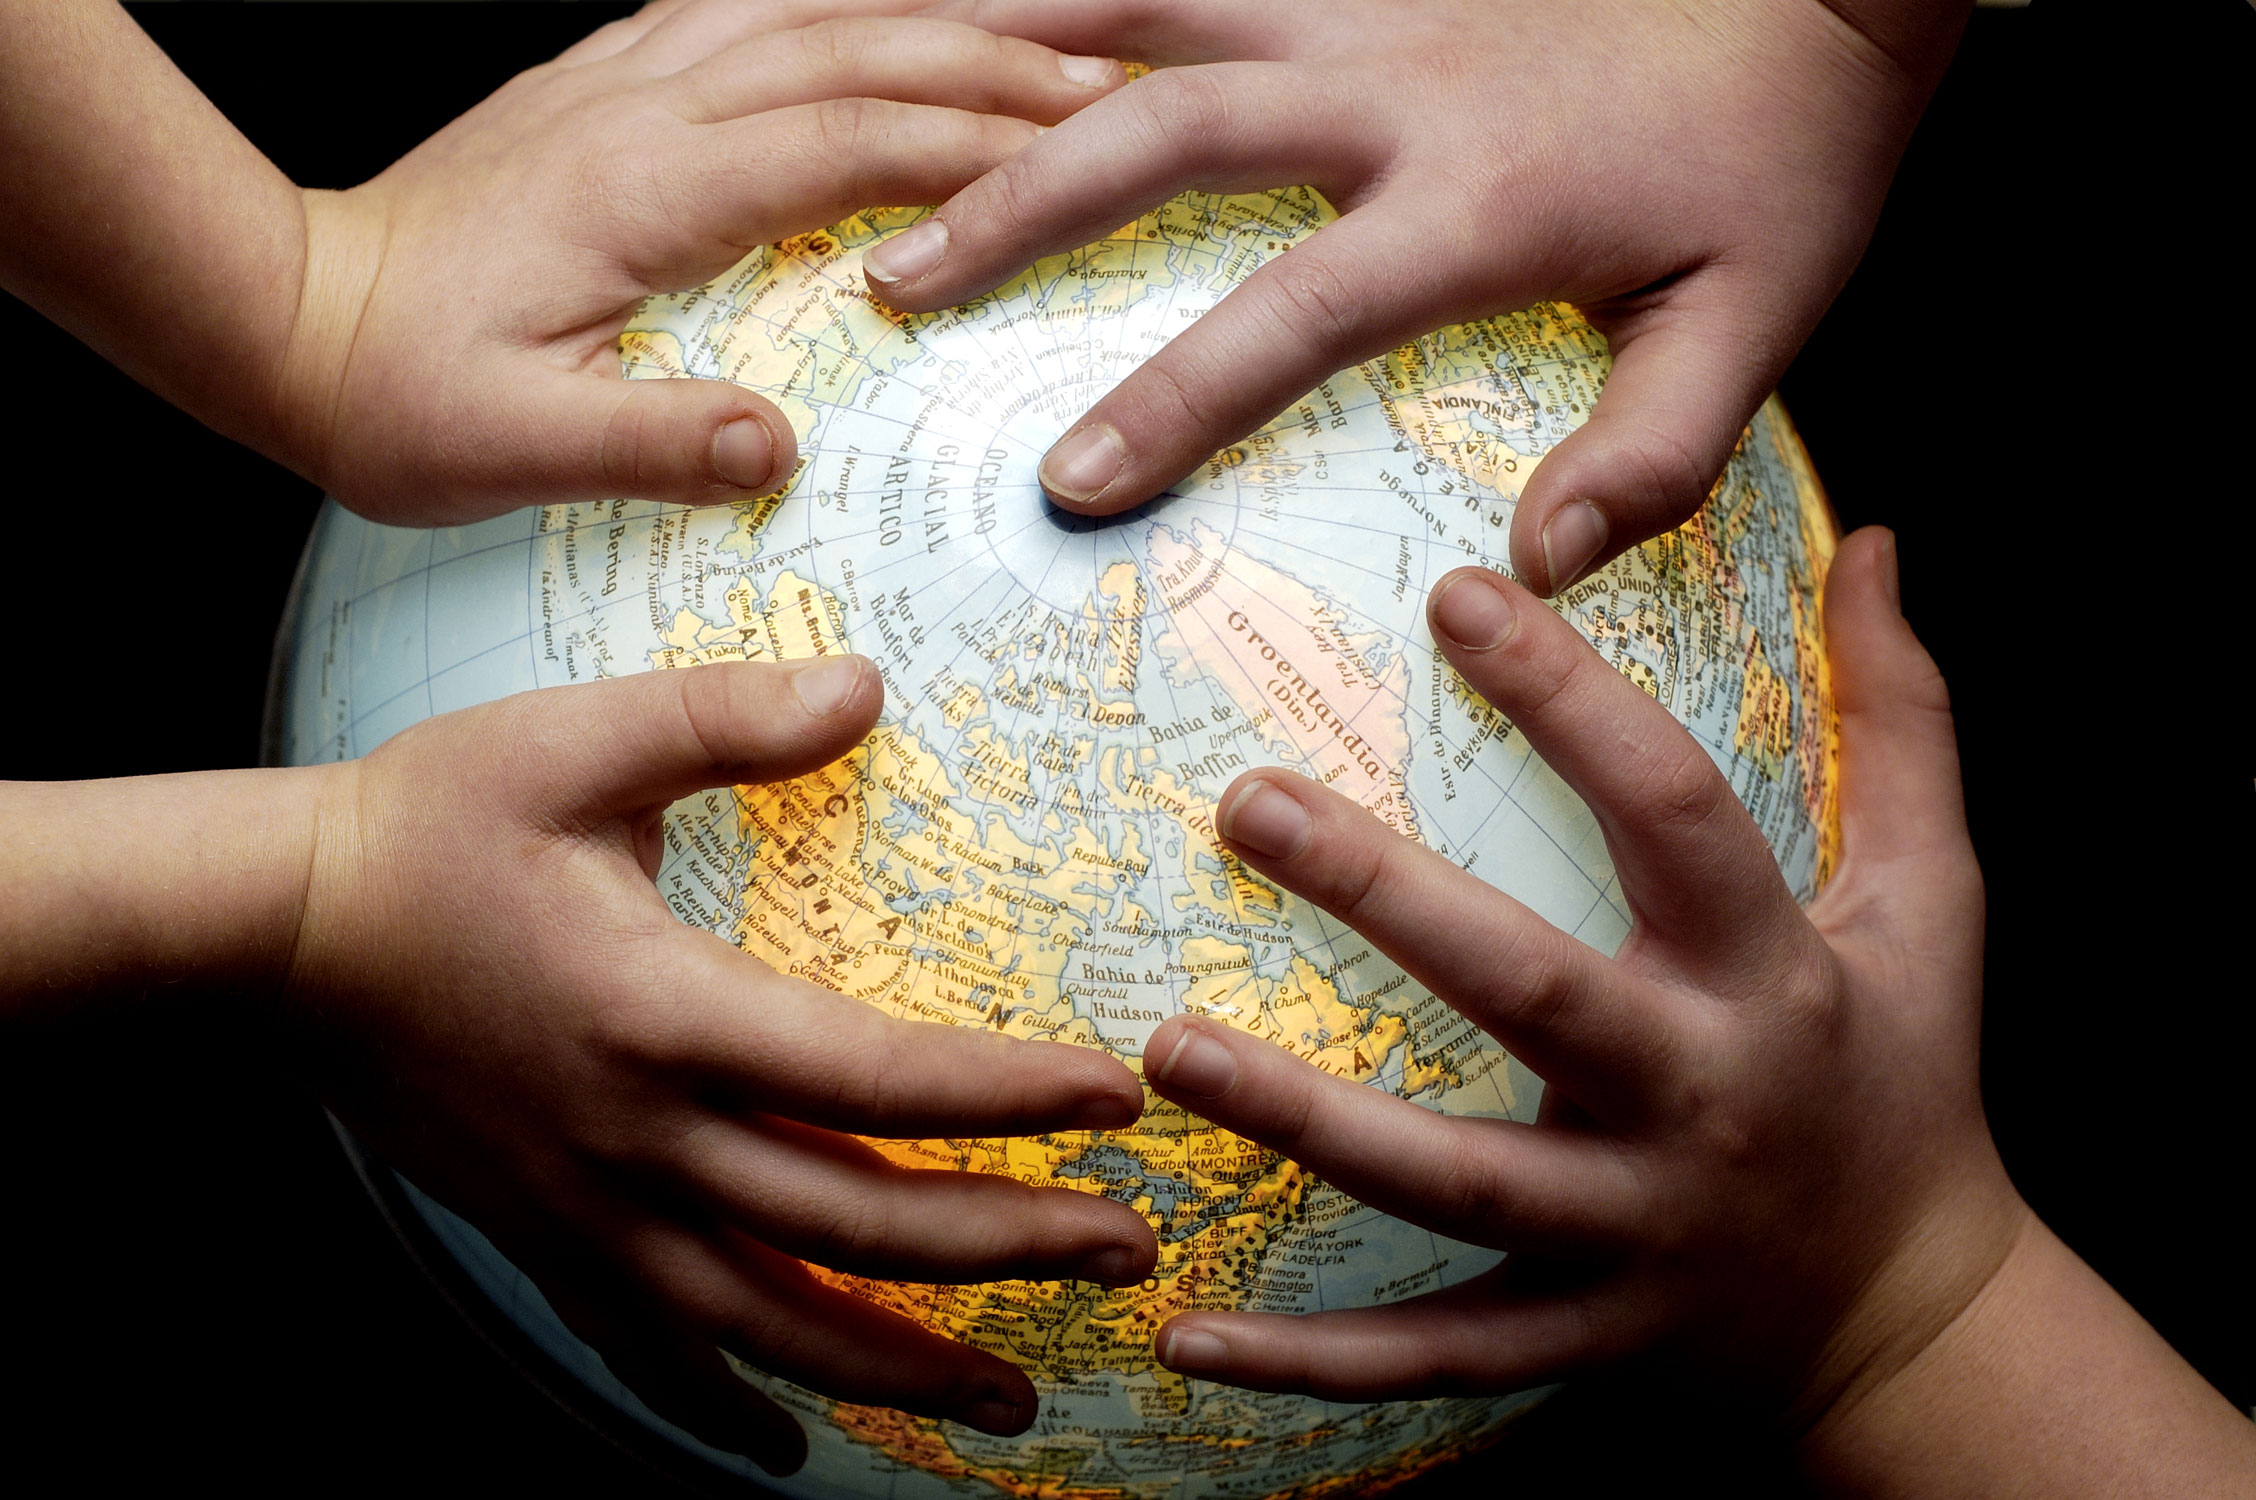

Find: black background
<box><xmin>1</xmin><ymin>3</ymin><xmax>2248</xmax><ymax>1492</ymax></box>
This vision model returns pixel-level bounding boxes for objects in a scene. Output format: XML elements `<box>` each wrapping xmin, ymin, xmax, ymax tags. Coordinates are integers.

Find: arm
<box><xmin>1</xmin><ymin>658</ymin><xmax>1156</xmax><ymax>1472</ymax></box>
<box><xmin>0</xmin><ymin>768</ymin><xmax>327</xmax><ymax>1017</ymax></box>
<box><xmin>0</xmin><ymin>0</ymin><xmax>1126</xmax><ymax>523</ymax></box>
<box><xmin>873</xmin><ymin>0</ymin><xmax>1969</xmax><ymax>593</ymax></box>
<box><xmin>1131</xmin><ymin>530</ymin><xmax>2256</xmax><ymax>1492</ymax></box>
<box><xmin>1804</xmin><ymin>1218</ymin><xmax>2256</xmax><ymax>1497</ymax></box>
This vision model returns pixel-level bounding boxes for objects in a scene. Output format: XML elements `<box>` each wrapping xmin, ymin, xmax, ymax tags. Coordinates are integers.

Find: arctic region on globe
<box><xmin>275</xmin><ymin>187</ymin><xmax>1839</xmax><ymax>1498</ymax></box>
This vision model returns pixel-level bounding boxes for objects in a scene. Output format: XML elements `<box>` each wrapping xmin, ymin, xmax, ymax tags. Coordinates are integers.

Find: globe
<box><xmin>274</xmin><ymin>187</ymin><xmax>1839</xmax><ymax>1498</ymax></box>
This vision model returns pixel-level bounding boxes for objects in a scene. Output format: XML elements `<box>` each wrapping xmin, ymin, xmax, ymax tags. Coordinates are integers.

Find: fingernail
<box><xmin>1040</xmin><ymin>424</ymin><xmax>1125</xmax><ymax>503</ymax></box>
<box><xmin>1542</xmin><ymin>501</ymin><xmax>1609</xmax><ymax>592</ymax></box>
<box><xmin>1879</xmin><ymin>531</ymin><xmax>1902</xmax><ymax>614</ymax></box>
<box><xmin>1079</xmin><ymin>1244</ymin><xmax>1143</xmax><ymax>1285</ymax></box>
<box><xmin>1153</xmin><ymin>1022</ymin><xmax>1237</xmax><ymax>1100</ymax></box>
<box><xmin>1159</xmin><ymin>1326</ymin><xmax>1229</xmax><ymax>1373</ymax></box>
<box><xmin>1219</xmin><ymin>780</ymin><xmax>1310</xmax><ymax>859</ymax></box>
<box><xmin>864</xmin><ymin>219</ymin><xmax>948</xmax><ymax>286</ymax></box>
<box><xmin>964</xmin><ymin>1397</ymin><xmax>1032</xmax><ymax>1435</ymax></box>
<box><xmin>1429</xmin><ymin>571</ymin><xmax>1516</xmax><ymax>652</ymax></box>
<box><xmin>792</xmin><ymin>656</ymin><xmax>862</xmax><ymax>716</ymax></box>
<box><xmin>713</xmin><ymin>416</ymin><xmax>777</xmax><ymax>491</ymax></box>
<box><xmin>1067</xmin><ymin>1090</ymin><xmax>1141</xmax><ymax>1130</ymax></box>
<box><xmin>1059</xmin><ymin>54</ymin><xmax>1115</xmax><ymax>87</ymax></box>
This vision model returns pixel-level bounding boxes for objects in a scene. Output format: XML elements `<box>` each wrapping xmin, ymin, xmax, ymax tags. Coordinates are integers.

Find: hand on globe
<box><xmin>281</xmin><ymin>656</ymin><xmax>1156</xmax><ymax>1471</ymax></box>
<box><xmin>277</xmin><ymin>0</ymin><xmax>1128</xmax><ymax>525</ymax></box>
<box><xmin>1135</xmin><ymin>530</ymin><xmax>2032</xmax><ymax>1427</ymax></box>
<box><xmin>866</xmin><ymin>0</ymin><xmax>1965</xmax><ymax>592</ymax></box>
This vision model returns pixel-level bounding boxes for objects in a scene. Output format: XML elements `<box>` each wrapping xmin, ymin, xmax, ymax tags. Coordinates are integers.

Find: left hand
<box><xmin>1132</xmin><ymin>529</ymin><xmax>2030</xmax><ymax>1424</ymax></box>
<box><xmin>286</xmin><ymin>0</ymin><xmax>1127</xmax><ymax>523</ymax></box>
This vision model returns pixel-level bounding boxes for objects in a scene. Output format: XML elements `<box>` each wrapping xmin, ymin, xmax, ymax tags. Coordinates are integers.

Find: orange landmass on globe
<box><xmin>1144</xmin><ymin>521</ymin><xmax>1419</xmax><ymax>842</ymax></box>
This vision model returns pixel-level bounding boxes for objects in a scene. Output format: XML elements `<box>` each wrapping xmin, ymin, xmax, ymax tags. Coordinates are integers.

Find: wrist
<box><xmin>269</xmin><ymin>187</ymin><xmax>389</xmax><ymax>493</ymax></box>
<box><xmin>0</xmin><ymin>764</ymin><xmax>339</xmax><ymax>1021</ymax></box>
<box><xmin>1799</xmin><ymin>1205</ymin><xmax>2256</xmax><ymax>1498</ymax></box>
<box><xmin>1792</xmin><ymin>1164</ymin><xmax>2034</xmax><ymax>1465</ymax></box>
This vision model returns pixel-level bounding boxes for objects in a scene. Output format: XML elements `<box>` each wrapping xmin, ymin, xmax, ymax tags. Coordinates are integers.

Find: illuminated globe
<box><xmin>275</xmin><ymin>188</ymin><xmax>1838</xmax><ymax>1497</ymax></box>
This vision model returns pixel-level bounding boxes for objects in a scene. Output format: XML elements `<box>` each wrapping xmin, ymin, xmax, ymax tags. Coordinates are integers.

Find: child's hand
<box><xmin>282</xmin><ymin>0</ymin><xmax>1127</xmax><ymax>523</ymax></box>
<box><xmin>1136</xmin><ymin>529</ymin><xmax>2024</xmax><ymax>1425</ymax></box>
<box><xmin>284</xmin><ymin>656</ymin><xmax>1155</xmax><ymax>1472</ymax></box>
<box><xmin>869</xmin><ymin>0</ymin><xmax>1964</xmax><ymax>592</ymax></box>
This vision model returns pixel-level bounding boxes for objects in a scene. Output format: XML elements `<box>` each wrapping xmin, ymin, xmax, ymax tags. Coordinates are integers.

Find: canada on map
<box><xmin>278</xmin><ymin>184</ymin><xmax>1838</xmax><ymax>1500</ymax></box>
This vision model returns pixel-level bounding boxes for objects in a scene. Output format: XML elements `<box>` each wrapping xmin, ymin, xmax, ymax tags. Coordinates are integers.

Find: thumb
<box><xmin>1822</xmin><ymin>527</ymin><xmax>1973</xmax><ymax>875</ymax></box>
<box><xmin>511</xmin><ymin>368</ymin><xmax>800</xmax><ymax>512</ymax></box>
<box><xmin>492</xmin><ymin>656</ymin><xmax>882</xmax><ymax>821</ymax></box>
<box><xmin>1509</xmin><ymin>302</ymin><xmax>1775</xmax><ymax>596</ymax></box>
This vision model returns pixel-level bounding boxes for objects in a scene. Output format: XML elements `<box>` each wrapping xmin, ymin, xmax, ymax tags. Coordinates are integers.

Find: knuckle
<box><xmin>1128</xmin><ymin>67</ymin><xmax>1232</xmax><ymax>152</ymax></box>
<box><xmin>1487</xmin><ymin>619</ymin><xmax>1585</xmax><ymax>725</ymax></box>
<box><xmin>800</xmin><ymin>1185</ymin><xmax>894</xmax><ymax>1268</ymax></box>
<box><xmin>1613</xmin><ymin>416</ymin><xmax>1715</xmax><ymax>525</ymax></box>
<box><xmin>812</xmin><ymin>95</ymin><xmax>878</xmax><ymax>164</ymax></box>
<box><xmin>1259</xmin><ymin>254</ymin><xmax>1372</xmax><ymax>362</ymax></box>
<box><xmin>599</xmin><ymin>385</ymin><xmax>652</xmax><ymax>494</ymax></box>
<box><xmin>802</xmin><ymin>17</ymin><xmax>871</xmax><ymax>76</ymax></box>
<box><xmin>1492</xmin><ymin>927</ymin><xmax>1577</xmax><ymax>1037</ymax></box>
<box><xmin>666</xmin><ymin>664</ymin><xmax>741</xmax><ymax>773</ymax></box>
<box><xmin>961</xmin><ymin>149</ymin><xmax>1052</xmax><ymax>253</ymax></box>
<box><xmin>1260</xmin><ymin>1069</ymin><xmax>1325</xmax><ymax>1159</ymax></box>
<box><xmin>727</xmin><ymin>1301</ymin><xmax>816</xmax><ymax>1371</ymax></box>
<box><xmin>1690</xmin><ymin>1098</ymin><xmax>1765</xmax><ymax>1174</ymax></box>
<box><xmin>820</xmin><ymin>1022</ymin><xmax>910</xmax><ymax>1124</ymax></box>
<box><xmin>1318</xmin><ymin>835</ymin><xmax>1395</xmax><ymax>927</ymax></box>
<box><xmin>1114</xmin><ymin>352</ymin><xmax>1214</xmax><ymax>440</ymax></box>
<box><xmin>1897</xmin><ymin>649</ymin><xmax>1955</xmax><ymax>720</ymax></box>
<box><xmin>1425</xmin><ymin>1135</ymin><xmax>1507</xmax><ymax>1236</ymax></box>
<box><xmin>1621</xmin><ymin>743</ymin><xmax>1731</xmax><ymax>842</ymax></box>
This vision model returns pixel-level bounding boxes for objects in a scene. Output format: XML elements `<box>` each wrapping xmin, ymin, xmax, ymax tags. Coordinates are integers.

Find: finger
<box><xmin>667</xmin><ymin>17</ymin><xmax>1124</xmax><ymax>126</ymax></box>
<box><xmin>1033</xmin><ymin>206</ymin><xmax>1465</xmax><ymax>514</ymax></box>
<box><xmin>1142</xmin><ymin>1016</ymin><xmax>1648</xmax><ymax>1247</ymax></box>
<box><xmin>685</xmin><ymin>99</ymin><xmax>1043</xmax><ymax>251</ymax></box>
<box><xmin>1510</xmin><ymin>289</ymin><xmax>1784</xmax><ymax>595</ymax></box>
<box><xmin>682</xmin><ymin>1115</ymin><xmax>1157</xmax><ymax>1284</ymax></box>
<box><xmin>1425</xmin><ymin>568</ymin><xmax>1808</xmax><ymax>963</ymax></box>
<box><xmin>540</xmin><ymin>1274</ymin><xmax>809</xmax><ymax>1473</ymax></box>
<box><xmin>607</xmin><ymin>0</ymin><xmax>940</xmax><ymax>74</ymax></box>
<box><xmin>649</xmin><ymin>1227</ymin><xmax>1045</xmax><ymax>1434</ymax></box>
<box><xmin>553</xmin><ymin>0</ymin><xmax>700</xmax><ymax>67</ymax></box>
<box><xmin>860</xmin><ymin>63</ymin><xmax>1374</xmax><ymax>308</ymax></box>
<box><xmin>917</xmin><ymin>0</ymin><xmax>1267</xmax><ymax>64</ymax></box>
<box><xmin>449</xmin><ymin>365</ymin><xmax>800</xmax><ymax>518</ymax></box>
<box><xmin>354</xmin><ymin>363</ymin><xmax>801</xmax><ymax>523</ymax></box>
<box><xmin>1152</xmin><ymin>1270</ymin><xmax>1628</xmax><ymax>1400</ymax></box>
<box><xmin>661</xmin><ymin>937</ymin><xmax>1147</xmax><ymax>1137</ymax></box>
<box><xmin>472</xmin><ymin>657</ymin><xmax>880</xmax><ymax>826</ymax></box>
<box><xmin>1822</xmin><ymin>527</ymin><xmax>1974</xmax><ymax>876</ymax></box>
<box><xmin>1202</xmin><ymin>773</ymin><xmax>1684</xmax><ymax>1117</ymax></box>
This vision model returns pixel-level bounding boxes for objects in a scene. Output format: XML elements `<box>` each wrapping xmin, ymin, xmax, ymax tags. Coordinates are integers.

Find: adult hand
<box><xmin>285</xmin><ymin>657</ymin><xmax>1155</xmax><ymax>1471</ymax></box>
<box><xmin>288</xmin><ymin>0</ymin><xmax>1126</xmax><ymax>523</ymax></box>
<box><xmin>869</xmin><ymin>0</ymin><xmax>1964</xmax><ymax>592</ymax></box>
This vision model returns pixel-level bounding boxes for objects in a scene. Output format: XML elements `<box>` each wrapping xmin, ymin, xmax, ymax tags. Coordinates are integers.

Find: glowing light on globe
<box><xmin>277</xmin><ymin>187</ymin><xmax>1837</xmax><ymax>1498</ymax></box>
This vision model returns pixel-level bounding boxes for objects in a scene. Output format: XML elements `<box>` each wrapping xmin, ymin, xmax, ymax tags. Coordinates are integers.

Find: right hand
<box><xmin>872</xmin><ymin>0</ymin><xmax>1965</xmax><ymax>592</ymax></box>
<box><xmin>284</xmin><ymin>657</ymin><xmax>1156</xmax><ymax>1473</ymax></box>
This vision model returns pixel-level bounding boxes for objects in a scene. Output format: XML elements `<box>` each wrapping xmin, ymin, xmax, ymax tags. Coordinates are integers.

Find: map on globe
<box><xmin>278</xmin><ymin>186</ymin><xmax>1839</xmax><ymax>1498</ymax></box>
